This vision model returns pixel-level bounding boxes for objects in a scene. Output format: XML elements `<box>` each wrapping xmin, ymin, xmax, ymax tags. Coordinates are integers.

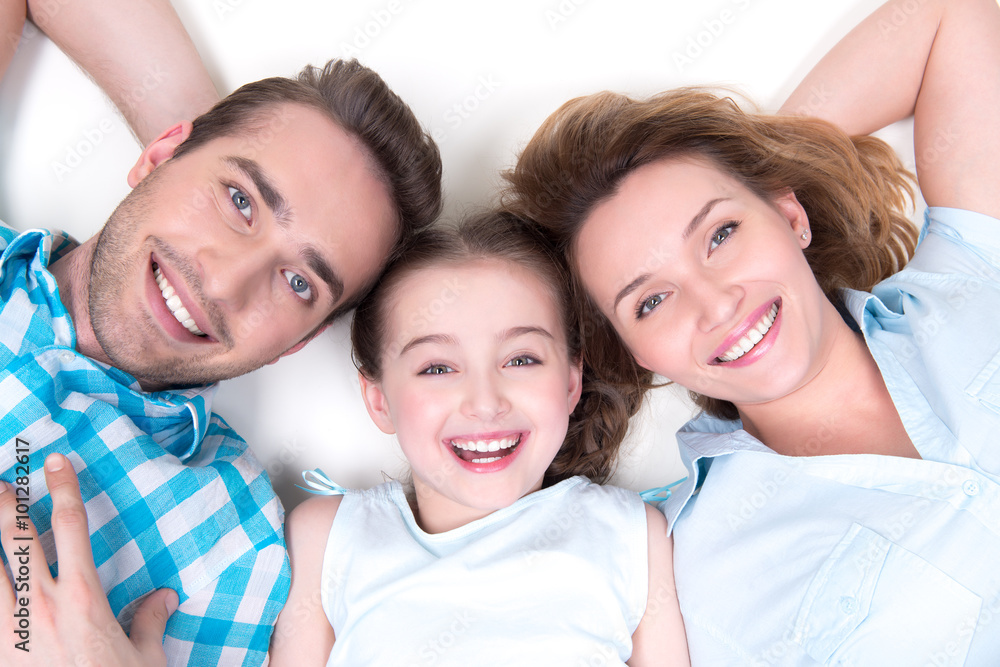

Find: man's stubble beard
<box><xmin>88</xmin><ymin>173</ymin><xmax>259</xmax><ymax>389</ymax></box>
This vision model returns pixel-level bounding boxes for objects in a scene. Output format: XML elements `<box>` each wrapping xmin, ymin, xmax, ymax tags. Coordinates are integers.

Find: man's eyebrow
<box><xmin>399</xmin><ymin>333</ymin><xmax>457</xmax><ymax>356</ymax></box>
<box><xmin>497</xmin><ymin>326</ymin><xmax>554</xmax><ymax>343</ymax></box>
<box><xmin>300</xmin><ymin>246</ymin><xmax>344</xmax><ymax>305</ymax></box>
<box><xmin>611</xmin><ymin>197</ymin><xmax>731</xmax><ymax>314</ymax></box>
<box><xmin>224</xmin><ymin>156</ymin><xmax>292</xmax><ymax>225</ymax></box>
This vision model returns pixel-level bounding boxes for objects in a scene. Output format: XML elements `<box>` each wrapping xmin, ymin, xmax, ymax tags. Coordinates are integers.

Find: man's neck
<box><xmin>47</xmin><ymin>238</ymin><xmax>113</xmax><ymax>367</ymax></box>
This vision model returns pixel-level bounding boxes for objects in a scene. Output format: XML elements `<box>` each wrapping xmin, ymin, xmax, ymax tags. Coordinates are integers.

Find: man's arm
<box><xmin>0</xmin><ymin>454</ymin><xmax>173</xmax><ymax>666</ymax></box>
<box><xmin>0</xmin><ymin>1</ymin><xmax>24</xmax><ymax>79</ymax></box>
<box><xmin>781</xmin><ymin>0</ymin><xmax>1000</xmax><ymax>219</ymax></box>
<box><xmin>18</xmin><ymin>0</ymin><xmax>219</xmax><ymax>145</ymax></box>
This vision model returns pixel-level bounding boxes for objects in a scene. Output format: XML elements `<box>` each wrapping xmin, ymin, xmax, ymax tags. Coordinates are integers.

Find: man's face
<box><xmin>87</xmin><ymin>103</ymin><xmax>397</xmax><ymax>389</ymax></box>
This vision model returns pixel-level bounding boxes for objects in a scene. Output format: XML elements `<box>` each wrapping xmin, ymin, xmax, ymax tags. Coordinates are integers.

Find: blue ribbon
<box><xmin>297</xmin><ymin>469</ymin><xmax>349</xmax><ymax>496</ymax></box>
<box><xmin>639</xmin><ymin>477</ymin><xmax>687</xmax><ymax>505</ymax></box>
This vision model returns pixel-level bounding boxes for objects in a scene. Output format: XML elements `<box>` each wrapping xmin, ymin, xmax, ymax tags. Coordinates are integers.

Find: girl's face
<box><xmin>360</xmin><ymin>259</ymin><xmax>582</xmax><ymax>531</ymax></box>
<box><xmin>574</xmin><ymin>157</ymin><xmax>841</xmax><ymax>408</ymax></box>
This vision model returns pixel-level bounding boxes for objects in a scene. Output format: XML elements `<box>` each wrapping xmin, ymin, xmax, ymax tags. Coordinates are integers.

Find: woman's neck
<box><xmin>735</xmin><ymin>319</ymin><xmax>920</xmax><ymax>459</ymax></box>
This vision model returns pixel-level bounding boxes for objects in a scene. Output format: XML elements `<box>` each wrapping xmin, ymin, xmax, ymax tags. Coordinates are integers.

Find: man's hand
<box><xmin>0</xmin><ymin>453</ymin><xmax>176</xmax><ymax>666</ymax></box>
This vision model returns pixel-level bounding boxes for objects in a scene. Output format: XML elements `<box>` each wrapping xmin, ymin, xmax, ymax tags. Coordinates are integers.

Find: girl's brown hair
<box><xmin>504</xmin><ymin>87</ymin><xmax>918</xmax><ymax>420</ymax></box>
<box><xmin>351</xmin><ymin>211</ymin><xmax>635</xmax><ymax>484</ymax></box>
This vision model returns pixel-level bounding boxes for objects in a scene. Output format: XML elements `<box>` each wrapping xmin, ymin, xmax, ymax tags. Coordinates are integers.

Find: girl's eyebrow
<box><xmin>399</xmin><ymin>333</ymin><xmax>457</xmax><ymax>356</ymax></box>
<box><xmin>497</xmin><ymin>326</ymin><xmax>554</xmax><ymax>343</ymax></box>
<box><xmin>397</xmin><ymin>326</ymin><xmax>553</xmax><ymax>356</ymax></box>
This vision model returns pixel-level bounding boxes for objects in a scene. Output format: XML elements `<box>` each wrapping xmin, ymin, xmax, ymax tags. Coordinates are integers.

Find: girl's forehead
<box><xmin>384</xmin><ymin>258</ymin><xmax>566</xmax><ymax>337</ymax></box>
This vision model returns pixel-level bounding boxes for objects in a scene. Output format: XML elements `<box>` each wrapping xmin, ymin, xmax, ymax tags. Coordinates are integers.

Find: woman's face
<box><xmin>574</xmin><ymin>157</ymin><xmax>841</xmax><ymax>408</ymax></box>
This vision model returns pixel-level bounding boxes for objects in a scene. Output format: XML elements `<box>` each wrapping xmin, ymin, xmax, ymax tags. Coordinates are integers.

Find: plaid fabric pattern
<box><xmin>0</xmin><ymin>223</ymin><xmax>290</xmax><ymax>666</ymax></box>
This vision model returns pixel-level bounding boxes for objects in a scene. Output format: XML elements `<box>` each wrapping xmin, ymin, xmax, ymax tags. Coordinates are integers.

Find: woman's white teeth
<box><xmin>719</xmin><ymin>303</ymin><xmax>778</xmax><ymax>362</ymax></box>
<box><xmin>153</xmin><ymin>266</ymin><xmax>206</xmax><ymax>336</ymax></box>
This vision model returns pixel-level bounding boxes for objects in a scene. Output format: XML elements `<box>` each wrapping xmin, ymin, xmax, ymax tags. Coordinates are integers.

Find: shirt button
<box><xmin>963</xmin><ymin>480</ymin><xmax>980</xmax><ymax>496</ymax></box>
<box><xmin>59</xmin><ymin>351</ymin><xmax>74</xmax><ymax>364</ymax></box>
<box><xmin>840</xmin><ymin>597</ymin><xmax>858</xmax><ymax>614</ymax></box>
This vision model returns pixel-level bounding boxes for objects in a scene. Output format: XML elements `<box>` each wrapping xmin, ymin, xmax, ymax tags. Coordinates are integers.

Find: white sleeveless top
<box><xmin>320</xmin><ymin>476</ymin><xmax>648</xmax><ymax>666</ymax></box>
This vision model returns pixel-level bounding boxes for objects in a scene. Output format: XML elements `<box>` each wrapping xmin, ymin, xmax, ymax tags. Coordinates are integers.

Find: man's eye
<box><xmin>228</xmin><ymin>186</ymin><xmax>252</xmax><ymax>221</ymax></box>
<box><xmin>282</xmin><ymin>270</ymin><xmax>312</xmax><ymax>301</ymax></box>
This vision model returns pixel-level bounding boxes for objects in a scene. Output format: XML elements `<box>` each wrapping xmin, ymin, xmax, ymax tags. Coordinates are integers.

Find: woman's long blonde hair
<box><xmin>504</xmin><ymin>87</ymin><xmax>917</xmax><ymax>419</ymax></box>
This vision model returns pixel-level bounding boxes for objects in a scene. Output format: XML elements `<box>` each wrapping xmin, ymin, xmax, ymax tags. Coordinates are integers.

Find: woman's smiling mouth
<box><xmin>713</xmin><ymin>299</ymin><xmax>780</xmax><ymax>364</ymax></box>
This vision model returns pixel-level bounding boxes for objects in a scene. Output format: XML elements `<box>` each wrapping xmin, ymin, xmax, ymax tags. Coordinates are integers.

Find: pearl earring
<box><xmin>801</xmin><ymin>232</ymin><xmax>809</xmax><ymax>240</ymax></box>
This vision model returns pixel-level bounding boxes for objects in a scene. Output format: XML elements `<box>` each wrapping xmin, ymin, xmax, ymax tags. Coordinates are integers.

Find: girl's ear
<box><xmin>358</xmin><ymin>371</ymin><xmax>396</xmax><ymax>435</ymax></box>
<box><xmin>771</xmin><ymin>189</ymin><xmax>811</xmax><ymax>248</ymax></box>
<box><xmin>567</xmin><ymin>357</ymin><xmax>584</xmax><ymax>413</ymax></box>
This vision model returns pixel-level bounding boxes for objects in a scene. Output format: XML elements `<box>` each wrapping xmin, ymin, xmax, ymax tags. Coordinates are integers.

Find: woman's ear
<box><xmin>358</xmin><ymin>371</ymin><xmax>396</xmax><ymax>435</ymax></box>
<box><xmin>127</xmin><ymin>121</ymin><xmax>194</xmax><ymax>187</ymax></box>
<box><xmin>771</xmin><ymin>189</ymin><xmax>811</xmax><ymax>248</ymax></box>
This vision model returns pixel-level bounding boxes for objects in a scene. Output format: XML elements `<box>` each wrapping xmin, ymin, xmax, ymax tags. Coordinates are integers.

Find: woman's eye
<box><xmin>637</xmin><ymin>294</ymin><xmax>664</xmax><ymax>318</ymax></box>
<box><xmin>709</xmin><ymin>222</ymin><xmax>739</xmax><ymax>252</ymax></box>
<box><xmin>229</xmin><ymin>186</ymin><xmax>252</xmax><ymax>221</ymax></box>
<box><xmin>420</xmin><ymin>364</ymin><xmax>453</xmax><ymax>375</ymax></box>
<box><xmin>282</xmin><ymin>270</ymin><xmax>312</xmax><ymax>301</ymax></box>
<box><xmin>505</xmin><ymin>355</ymin><xmax>538</xmax><ymax>368</ymax></box>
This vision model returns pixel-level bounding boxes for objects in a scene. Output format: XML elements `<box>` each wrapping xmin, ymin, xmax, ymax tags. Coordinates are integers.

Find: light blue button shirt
<box><xmin>661</xmin><ymin>207</ymin><xmax>1000</xmax><ymax>666</ymax></box>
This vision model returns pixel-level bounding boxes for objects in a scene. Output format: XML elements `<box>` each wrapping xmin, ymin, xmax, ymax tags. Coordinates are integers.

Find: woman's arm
<box><xmin>628</xmin><ymin>505</ymin><xmax>691</xmax><ymax>666</ymax></box>
<box><xmin>269</xmin><ymin>495</ymin><xmax>341</xmax><ymax>666</ymax></box>
<box><xmin>781</xmin><ymin>0</ymin><xmax>1000</xmax><ymax>219</ymax></box>
<box><xmin>25</xmin><ymin>0</ymin><xmax>219</xmax><ymax>146</ymax></box>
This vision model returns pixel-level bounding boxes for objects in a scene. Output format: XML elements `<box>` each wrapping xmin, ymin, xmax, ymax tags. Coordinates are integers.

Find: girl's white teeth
<box><xmin>452</xmin><ymin>436</ymin><xmax>520</xmax><ymax>463</ymax></box>
<box><xmin>153</xmin><ymin>266</ymin><xmax>206</xmax><ymax>337</ymax></box>
<box><xmin>453</xmin><ymin>437</ymin><xmax>518</xmax><ymax>453</ymax></box>
<box><xmin>719</xmin><ymin>303</ymin><xmax>778</xmax><ymax>362</ymax></box>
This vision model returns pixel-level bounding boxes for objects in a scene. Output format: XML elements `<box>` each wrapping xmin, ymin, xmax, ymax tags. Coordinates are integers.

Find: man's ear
<box><xmin>127</xmin><ymin>121</ymin><xmax>193</xmax><ymax>187</ymax></box>
<box><xmin>266</xmin><ymin>325</ymin><xmax>330</xmax><ymax>366</ymax></box>
<box><xmin>358</xmin><ymin>371</ymin><xmax>396</xmax><ymax>435</ymax></box>
<box><xmin>771</xmin><ymin>189</ymin><xmax>811</xmax><ymax>248</ymax></box>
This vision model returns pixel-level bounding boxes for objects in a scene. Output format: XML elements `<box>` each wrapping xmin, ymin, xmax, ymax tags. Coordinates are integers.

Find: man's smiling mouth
<box><xmin>153</xmin><ymin>262</ymin><xmax>206</xmax><ymax>337</ymax></box>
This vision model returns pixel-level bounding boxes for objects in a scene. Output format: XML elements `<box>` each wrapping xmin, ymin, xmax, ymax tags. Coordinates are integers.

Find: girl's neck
<box><xmin>735</xmin><ymin>316</ymin><xmax>919</xmax><ymax>459</ymax></box>
<box><xmin>409</xmin><ymin>477</ymin><xmax>544</xmax><ymax>535</ymax></box>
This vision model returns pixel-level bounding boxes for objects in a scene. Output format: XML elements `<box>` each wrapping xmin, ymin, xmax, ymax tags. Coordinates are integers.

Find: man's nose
<box><xmin>197</xmin><ymin>238</ymin><xmax>275</xmax><ymax>312</ymax></box>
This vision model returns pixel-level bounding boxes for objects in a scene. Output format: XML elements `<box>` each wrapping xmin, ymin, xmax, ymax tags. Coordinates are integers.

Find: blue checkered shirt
<box><xmin>0</xmin><ymin>222</ymin><xmax>290</xmax><ymax>666</ymax></box>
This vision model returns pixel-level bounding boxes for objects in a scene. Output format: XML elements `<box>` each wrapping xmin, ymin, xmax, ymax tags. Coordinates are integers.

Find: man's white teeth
<box><xmin>719</xmin><ymin>303</ymin><xmax>778</xmax><ymax>362</ymax></box>
<box><xmin>452</xmin><ymin>436</ymin><xmax>519</xmax><ymax>463</ymax></box>
<box><xmin>153</xmin><ymin>266</ymin><xmax>206</xmax><ymax>337</ymax></box>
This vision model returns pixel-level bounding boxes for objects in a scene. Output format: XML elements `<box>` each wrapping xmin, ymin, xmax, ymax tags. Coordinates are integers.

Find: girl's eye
<box><xmin>636</xmin><ymin>294</ymin><xmax>664</xmax><ymax>319</ymax></box>
<box><xmin>420</xmin><ymin>364</ymin><xmax>453</xmax><ymax>375</ymax></box>
<box><xmin>505</xmin><ymin>355</ymin><xmax>539</xmax><ymax>368</ymax></box>
<box><xmin>709</xmin><ymin>221</ymin><xmax>740</xmax><ymax>252</ymax></box>
<box><xmin>228</xmin><ymin>186</ymin><xmax>252</xmax><ymax>221</ymax></box>
<box><xmin>282</xmin><ymin>270</ymin><xmax>312</xmax><ymax>301</ymax></box>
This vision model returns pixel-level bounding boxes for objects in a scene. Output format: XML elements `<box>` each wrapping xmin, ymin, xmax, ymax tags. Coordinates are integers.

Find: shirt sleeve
<box><xmin>910</xmin><ymin>206</ymin><xmax>1000</xmax><ymax>274</ymax></box>
<box><xmin>162</xmin><ymin>539</ymin><xmax>291</xmax><ymax>666</ymax></box>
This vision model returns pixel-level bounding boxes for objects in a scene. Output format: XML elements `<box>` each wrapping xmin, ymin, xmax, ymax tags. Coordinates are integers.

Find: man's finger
<box><xmin>128</xmin><ymin>588</ymin><xmax>177</xmax><ymax>665</ymax></box>
<box><xmin>43</xmin><ymin>454</ymin><xmax>98</xmax><ymax>586</ymax></box>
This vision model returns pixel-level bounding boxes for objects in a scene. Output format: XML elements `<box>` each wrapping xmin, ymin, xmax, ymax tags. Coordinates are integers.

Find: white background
<box><xmin>0</xmin><ymin>0</ymin><xmax>918</xmax><ymax>510</ymax></box>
